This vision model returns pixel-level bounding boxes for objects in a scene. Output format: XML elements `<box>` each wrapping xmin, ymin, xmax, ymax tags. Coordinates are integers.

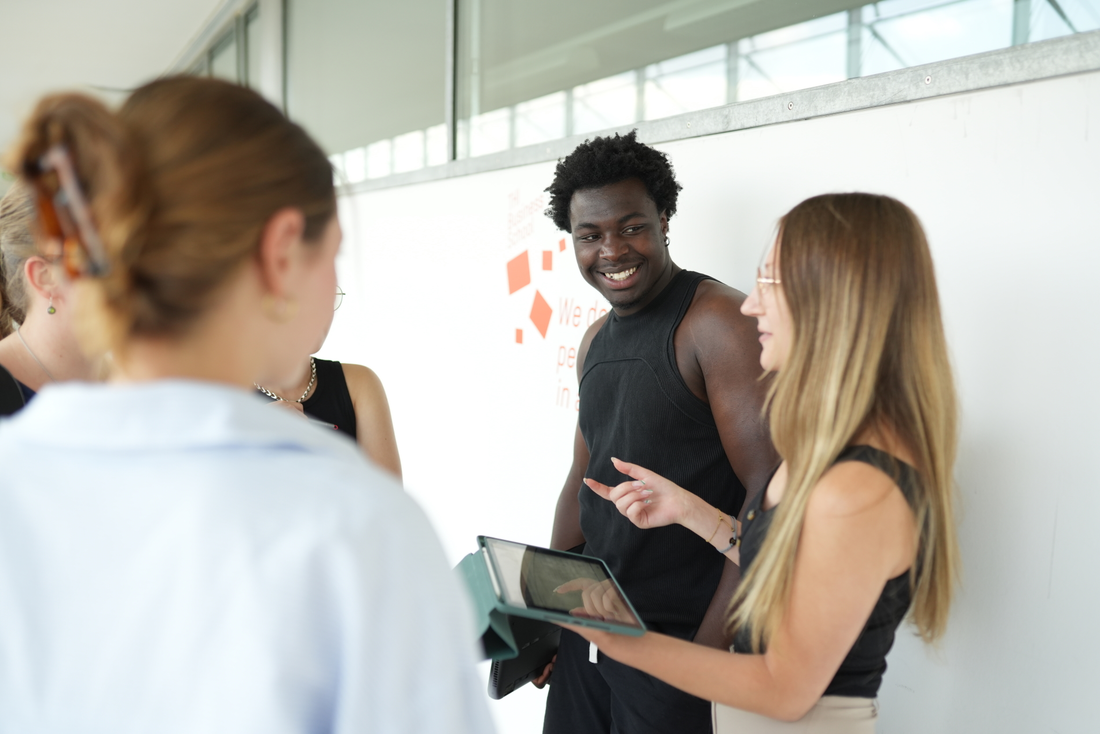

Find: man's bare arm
<box><xmin>535</xmin><ymin>315</ymin><xmax>606</xmax><ymax>688</ymax></box>
<box><xmin>550</xmin><ymin>424</ymin><xmax>589</xmax><ymax>550</ymax></box>
<box><xmin>693</xmin><ymin>559</ymin><xmax>741</xmax><ymax>647</ymax></box>
<box><xmin>548</xmin><ymin>314</ymin><xmax>605</xmax><ymax>550</ymax></box>
<box><xmin>678</xmin><ymin>282</ymin><xmax>779</xmax><ymax>648</ymax></box>
<box><xmin>685</xmin><ymin>282</ymin><xmax>779</xmax><ymax>518</ymax></box>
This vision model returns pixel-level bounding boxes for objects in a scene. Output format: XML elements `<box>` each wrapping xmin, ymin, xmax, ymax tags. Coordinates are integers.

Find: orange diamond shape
<box><xmin>530</xmin><ymin>290</ymin><xmax>552</xmax><ymax>338</ymax></box>
<box><xmin>559</xmin><ymin>238</ymin><xmax>566</xmax><ymax>252</ymax></box>
<box><xmin>542</xmin><ymin>250</ymin><xmax>553</xmax><ymax>270</ymax></box>
<box><xmin>515</xmin><ymin>328</ymin><xmax>523</xmax><ymax>344</ymax></box>
<box><xmin>507</xmin><ymin>251</ymin><xmax>531</xmax><ymax>294</ymax></box>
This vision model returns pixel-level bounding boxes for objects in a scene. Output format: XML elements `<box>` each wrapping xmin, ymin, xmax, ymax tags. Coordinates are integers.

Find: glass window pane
<box><xmin>210</xmin><ymin>31</ymin><xmax>239</xmax><ymax>83</ymax></box>
<box><xmin>644</xmin><ymin>45</ymin><xmax>727</xmax><ymax>121</ymax></box>
<box><xmin>455</xmin><ymin>0</ymin><xmax>869</xmax><ymax>160</ymax></box>
<box><xmin>286</xmin><ymin>0</ymin><xmax>447</xmax><ymax>174</ymax></box>
<box><xmin>245</xmin><ymin>6</ymin><xmax>262</xmax><ymax>89</ymax></box>
<box><xmin>1028</xmin><ymin>0</ymin><xmax>1100</xmax><ymax>42</ymax></box>
<box><xmin>515</xmin><ymin>92</ymin><xmax>567</xmax><ymax>147</ymax></box>
<box><xmin>737</xmin><ymin>13</ymin><xmax>848</xmax><ymax>102</ymax></box>
<box><xmin>863</xmin><ymin>0</ymin><xmax>1012</xmax><ymax>71</ymax></box>
<box><xmin>572</xmin><ymin>72</ymin><xmax>639</xmax><ymax>136</ymax></box>
<box><xmin>455</xmin><ymin>0</ymin><xmax>1100</xmax><ymax>161</ymax></box>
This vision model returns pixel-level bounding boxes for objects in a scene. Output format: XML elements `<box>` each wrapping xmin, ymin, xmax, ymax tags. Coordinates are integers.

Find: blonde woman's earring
<box><xmin>47</xmin><ymin>296</ymin><xmax>56</xmax><ymax>315</ymax></box>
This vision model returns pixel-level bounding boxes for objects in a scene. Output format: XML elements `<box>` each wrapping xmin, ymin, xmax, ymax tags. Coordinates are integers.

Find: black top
<box><xmin>733</xmin><ymin>445</ymin><xmax>919</xmax><ymax>698</ymax></box>
<box><xmin>258</xmin><ymin>357</ymin><xmax>357</xmax><ymax>441</ymax></box>
<box><xmin>578</xmin><ymin>270</ymin><xmax>747</xmax><ymax>635</ymax></box>
<box><xmin>0</xmin><ymin>364</ymin><xmax>27</xmax><ymax>417</ymax></box>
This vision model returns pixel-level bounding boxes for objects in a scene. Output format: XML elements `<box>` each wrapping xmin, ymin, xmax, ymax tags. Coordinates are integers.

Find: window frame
<box><xmin>167</xmin><ymin>1</ymin><xmax>1100</xmax><ymax>194</ymax></box>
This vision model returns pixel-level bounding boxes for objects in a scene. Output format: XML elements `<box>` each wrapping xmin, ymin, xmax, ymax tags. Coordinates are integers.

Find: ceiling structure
<box><xmin>0</xmin><ymin>0</ymin><xmax>224</xmax><ymax>187</ymax></box>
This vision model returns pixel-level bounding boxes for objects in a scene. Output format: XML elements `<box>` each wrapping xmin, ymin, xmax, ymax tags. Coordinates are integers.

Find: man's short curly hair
<box><xmin>544</xmin><ymin>130</ymin><xmax>682</xmax><ymax>233</ymax></box>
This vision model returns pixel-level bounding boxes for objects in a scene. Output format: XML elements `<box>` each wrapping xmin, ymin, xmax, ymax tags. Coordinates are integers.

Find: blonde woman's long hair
<box><xmin>729</xmin><ymin>193</ymin><xmax>959</xmax><ymax>650</ymax></box>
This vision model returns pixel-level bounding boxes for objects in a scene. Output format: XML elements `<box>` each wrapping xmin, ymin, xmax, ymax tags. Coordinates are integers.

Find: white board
<box><xmin>320</xmin><ymin>69</ymin><xmax>1100</xmax><ymax>734</ymax></box>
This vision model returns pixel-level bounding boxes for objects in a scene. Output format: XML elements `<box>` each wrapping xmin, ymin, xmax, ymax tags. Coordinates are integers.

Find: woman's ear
<box><xmin>23</xmin><ymin>256</ymin><xmax>58</xmax><ymax>301</ymax></box>
<box><xmin>256</xmin><ymin>208</ymin><xmax>306</xmax><ymax>298</ymax></box>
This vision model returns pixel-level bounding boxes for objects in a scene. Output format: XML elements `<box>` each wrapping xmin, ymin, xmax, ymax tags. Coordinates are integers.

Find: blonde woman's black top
<box><xmin>732</xmin><ymin>445</ymin><xmax>918</xmax><ymax>698</ymax></box>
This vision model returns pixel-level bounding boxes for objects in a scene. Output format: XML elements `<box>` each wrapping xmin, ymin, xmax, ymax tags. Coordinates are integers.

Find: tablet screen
<box><xmin>480</xmin><ymin>537</ymin><xmax>644</xmax><ymax>630</ymax></box>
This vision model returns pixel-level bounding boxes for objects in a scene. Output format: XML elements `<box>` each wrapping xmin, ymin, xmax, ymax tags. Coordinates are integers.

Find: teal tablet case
<box><xmin>456</xmin><ymin>542</ymin><xmax>646</xmax><ymax>661</ymax></box>
<box><xmin>456</xmin><ymin>551</ymin><xmax>520</xmax><ymax>661</ymax></box>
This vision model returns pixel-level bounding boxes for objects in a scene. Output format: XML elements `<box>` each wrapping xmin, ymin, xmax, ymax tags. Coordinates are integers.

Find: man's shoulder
<box><xmin>684</xmin><ymin>275</ymin><xmax>755</xmax><ymax>334</ymax></box>
<box><xmin>688</xmin><ymin>272</ymin><xmax>744</xmax><ymax>300</ymax></box>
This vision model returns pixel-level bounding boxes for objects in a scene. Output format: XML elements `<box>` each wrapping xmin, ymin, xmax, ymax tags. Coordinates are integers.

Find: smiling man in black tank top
<box><xmin>537</xmin><ymin>132</ymin><xmax>778</xmax><ymax>734</ymax></box>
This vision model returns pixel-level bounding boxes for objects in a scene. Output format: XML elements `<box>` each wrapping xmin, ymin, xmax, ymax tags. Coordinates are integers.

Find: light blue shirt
<box><xmin>0</xmin><ymin>380</ymin><xmax>494</xmax><ymax>734</ymax></box>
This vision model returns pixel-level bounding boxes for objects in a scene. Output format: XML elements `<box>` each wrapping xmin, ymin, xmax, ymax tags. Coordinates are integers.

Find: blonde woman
<box><xmin>0</xmin><ymin>182</ymin><xmax>98</xmax><ymax>410</ymax></box>
<box><xmin>572</xmin><ymin>193</ymin><xmax>959</xmax><ymax>732</ymax></box>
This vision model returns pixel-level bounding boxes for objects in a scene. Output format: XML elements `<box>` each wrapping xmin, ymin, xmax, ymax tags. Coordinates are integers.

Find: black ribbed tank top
<box><xmin>303</xmin><ymin>358</ymin><xmax>357</xmax><ymax>440</ymax></box>
<box><xmin>258</xmin><ymin>358</ymin><xmax>357</xmax><ymax>440</ymax></box>
<box><xmin>578</xmin><ymin>270</ymin><xmax>746</xmax><ymax>634</ymax></box>
<box><xmin>733</xmin><ymin>445</ymin><xmax>919</xmax><ymax>698</ymax></box>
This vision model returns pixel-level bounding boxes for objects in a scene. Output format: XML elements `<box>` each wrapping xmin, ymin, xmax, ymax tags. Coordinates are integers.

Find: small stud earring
<box><xmin>47</xmin><ymin>296</ymin><xmax>56</xmax><ymax>315</ymax></box>
<box><xmin>664</xmin><ymin>236</ymin><xmax>670</xmax><ymax>247</ymax></box>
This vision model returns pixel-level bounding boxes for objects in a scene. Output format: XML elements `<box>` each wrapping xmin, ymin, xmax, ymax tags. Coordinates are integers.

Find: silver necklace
<box><xmin>255</xmin><ymin>356</ymin><xmax>316</xmax><ymax>403</ymax></box>
<box><xmin>15</xmin><ymin>325</ymin><xmax>57</xmax><ymax>384</ymax></box>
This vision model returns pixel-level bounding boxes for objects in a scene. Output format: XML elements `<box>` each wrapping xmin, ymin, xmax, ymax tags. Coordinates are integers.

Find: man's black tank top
<box><xmin>258</xmin><ymin>358</ymin><xmax>357</xmax><ymax>441</ymax></box>
<box><xmin>733</xmin><ymin>445</ymin><xmax>919</xmax><ymax>698</ymax></box>
<box><xmin>578</xmin><ymin>270</ymin><xmax>747</xmax><ymax>634</ymax></box>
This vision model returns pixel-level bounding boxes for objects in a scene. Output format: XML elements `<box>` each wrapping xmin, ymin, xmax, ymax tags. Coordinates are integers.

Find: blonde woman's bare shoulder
<box><xmin>809</xmin><ymin>460</ymin><xmax>910</xmax><ymax>520</ymax></box>
<box><xmin>807</xmin><ymin>460</ymin><xmax>917</xmax><ymax>577</ymax></box>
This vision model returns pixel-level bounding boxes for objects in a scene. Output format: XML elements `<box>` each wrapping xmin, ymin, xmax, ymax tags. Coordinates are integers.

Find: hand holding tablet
<box><xmin>456</xmin><ymin>536</ymin><xmax>646</xmax><ymax>699</ymax></box>
<box><xmin>478</xmin><ymin>536</ymin><xmax>645</xmax><ymax>634</ymax></box>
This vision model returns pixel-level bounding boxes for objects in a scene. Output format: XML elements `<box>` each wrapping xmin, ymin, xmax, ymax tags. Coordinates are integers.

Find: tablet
<box><xmin>477</xmin><ymin>536</ymin><xmax>646</xmax><ymax>636</ymax></box>
<box><xmin>487</xmin><ymin>616</ymin><xmax>560</xmax><ymax>699</ymax></box>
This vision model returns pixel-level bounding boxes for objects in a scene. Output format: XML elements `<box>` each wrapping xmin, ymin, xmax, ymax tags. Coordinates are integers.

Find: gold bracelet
<box><xmin>706</xmin><ymin>511</ymin><xmax>726</xmax><ymax>544</ymax></box>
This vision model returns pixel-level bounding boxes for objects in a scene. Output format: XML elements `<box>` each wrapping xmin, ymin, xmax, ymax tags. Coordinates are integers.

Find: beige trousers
<box><xmin>712</xmin><ymin>696</ymin><xmax>877</xmax><ymax>734</ymax></box>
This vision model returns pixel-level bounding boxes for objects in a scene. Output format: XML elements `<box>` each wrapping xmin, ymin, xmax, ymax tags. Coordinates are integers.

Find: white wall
<box><xmin>320</xmin><ymin>69</ymin><xmax>1100</xmax><ymax>733</ymax></box>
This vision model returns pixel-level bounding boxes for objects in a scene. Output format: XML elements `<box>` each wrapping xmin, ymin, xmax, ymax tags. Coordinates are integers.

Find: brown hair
<box><xmin>6</xmin><ymin>77</ymin><xmax>335</xmax><ymax>351</ymax></box>
<box><xmin>0</xmin><ymin>181</ymin><xmax>38</xmax><ymax>337</ymax></box>
<box><xmin>730</xmin><ymin>193</ymin><xmax>960</xmax><ymax>648</ymax></box>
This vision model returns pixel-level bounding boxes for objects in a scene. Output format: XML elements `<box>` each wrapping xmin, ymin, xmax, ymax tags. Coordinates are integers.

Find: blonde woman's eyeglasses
<box><xmin>756</xmin><ymin>267</ymin><xmax>780</xmax><ymax>295</ymax></box>
<box><xmin>334</xmin><ymin>287</ymin><xmax>345</xmax><ymax>311</ymax></box>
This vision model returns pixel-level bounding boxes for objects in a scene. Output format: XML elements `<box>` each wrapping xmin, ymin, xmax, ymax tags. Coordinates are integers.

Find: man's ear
<box><xmin>257</xmin><ymin>208</ymin><xmax>306</xmax><ymax>297</ymax></box>
<box><xmin>660</xmin><ymin>211</ymin><xmax>669</xmax><ymax>241</ymax></box>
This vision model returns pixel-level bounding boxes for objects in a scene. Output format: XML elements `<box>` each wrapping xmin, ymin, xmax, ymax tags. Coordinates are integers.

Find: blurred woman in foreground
<box><xmin>0</xmin><ymin>78</ymin><xmax>491</xmax><ymax>733</ymax></box>
<box><xmin>577</xmin><ymin>193</ymin><xmax>959</xmax><ymax>732</ymax></box>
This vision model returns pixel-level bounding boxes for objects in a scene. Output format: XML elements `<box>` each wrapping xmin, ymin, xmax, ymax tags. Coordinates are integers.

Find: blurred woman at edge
<box><xmin>0</xmin><ymin>181</ymin><xmax>98</xmax><ymax>409</ymax></box>
<box><xmin>574</xmin><ymin>193</ymin><xmax>959</xmax><ymax>732</ymax></box>
<box><xmin>0</xmin><ymin>78</ymin><xmax>491</xmax><ymax>733</ymax></box>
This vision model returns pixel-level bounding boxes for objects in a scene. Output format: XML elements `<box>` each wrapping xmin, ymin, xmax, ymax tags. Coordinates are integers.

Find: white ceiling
<box><xmin>0</xmin><ymin>0</ymin><xmax>224</xmax><ymax>173</ymax></box>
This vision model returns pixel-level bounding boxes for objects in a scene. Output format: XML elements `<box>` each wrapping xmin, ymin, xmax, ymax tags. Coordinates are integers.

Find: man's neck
<box><xmin>612</xmin><ymin>262</ymin><xmax>682</xmax><ymax>317</ymax></box>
